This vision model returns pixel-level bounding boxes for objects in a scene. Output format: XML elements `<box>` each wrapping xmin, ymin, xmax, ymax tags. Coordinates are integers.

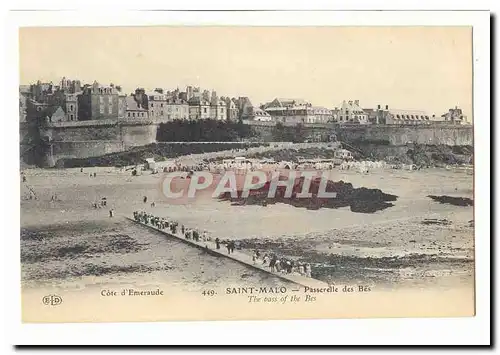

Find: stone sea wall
<box><xmin>246</xmin><ymin>121</ymin><xmax>473</xmax><ymax>146</ymax></box>
<box><xmin>20</xmin><ymin>119</ymin><xmax>473</xmax><ymax>168</ymax></box>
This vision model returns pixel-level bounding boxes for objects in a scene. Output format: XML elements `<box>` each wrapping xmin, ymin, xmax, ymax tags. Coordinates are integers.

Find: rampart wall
<box><xmin>20</xmin><ymin>119</ymin><xmax>473</xmax><ymax>168</ymax></box>
<box><xmin>246</xmin><ymin>121</ymin><xmax>473</xmax><ymax>146</ymax></box>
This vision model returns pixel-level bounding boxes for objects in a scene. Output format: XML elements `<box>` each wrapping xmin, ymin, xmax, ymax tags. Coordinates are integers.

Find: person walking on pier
<box><xmin>262</xmin><ymin>255</ymin><xmax>268</xmax><ymax>266</ymax></box>
<box><xmin>226</xmin><ymin>242</ymin><xmax>231</xmax><ymax>254</ymax></box>
<box><xmin>269</xmin><ymin>256</ymin><xmax>277</xmax><ymax>272</ymax></box>
<box><xmin>215</xmin><ymin>238</ymin><xmax>220</xmax><ymax>250</ymax></box>
<box><xmin>275</xmin><ymin>259</ymin><xmax>280</xmax><ymax>273</ymax></box>
<box><xmin>305</xmin><ymin>263</ymin><xmax>312</xmax><ymax>278</ymax></box>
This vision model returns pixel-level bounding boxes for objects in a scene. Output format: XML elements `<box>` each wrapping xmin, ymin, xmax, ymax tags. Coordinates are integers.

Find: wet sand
<box><xmin>20</xmin><ymin>166</ymin><xmax>474</xmax><ymax>292</ymax></box>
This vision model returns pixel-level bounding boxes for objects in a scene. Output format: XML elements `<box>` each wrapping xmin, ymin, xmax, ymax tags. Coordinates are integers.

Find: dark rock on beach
<box><xmin>219</xmin><ymin>176</ymin><xmax>398</xmax><ymax>214</ymax></box>
<box><xmin>427</xmin><ymin>195</ymin><xmax>474</xmax><ymax>207</ymax></box>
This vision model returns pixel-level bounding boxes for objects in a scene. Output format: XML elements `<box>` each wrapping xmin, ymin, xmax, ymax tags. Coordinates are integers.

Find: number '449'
<box><xmin>202</xmin><ymin>290</ymin><xmax>216</xmax><ymax>296</ymax></box>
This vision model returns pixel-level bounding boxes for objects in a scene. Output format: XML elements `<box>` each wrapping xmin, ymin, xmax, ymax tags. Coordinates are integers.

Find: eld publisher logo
<box><xmin>42</xmin><ymin>294</ymin><xmax>63</xmax><ymax>306</ymax></box>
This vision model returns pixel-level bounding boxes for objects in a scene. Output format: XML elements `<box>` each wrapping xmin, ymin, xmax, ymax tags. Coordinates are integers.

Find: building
<box><xmin>331</xmin><ymin>108</ymin><xmax>340</xmax><ymax>122</ymax></box>
<box><xmin>308</xmin><ymin>106</ymin><xmax>333</xmax><ymax>123</ymax></box>
<box><xmin>222</xmin><ymin>97</ymin><xmax>239</xmax><ymax>122</ymax></box>
<box><xmin>263</xmin><ymin>98</ymin><xmax>310</xmax><ymax>124</ymax></box>
<box><xmin>19</xmin><ymin>85</ymin><xmax>31</xmax><ymax>96</ymax></box>
<box><xmin>441</xmin><ymin>106</ymin><xmax>468</xmax><ymax>125</ymax></box>
<box><xmin>165</xmin><ymin>97</ymin><xmax>189</xmax><ymax>121</ymax></box>
<box><xmin>363</xmin><ymin>108</ymin><xmax>377</xmax><ymax>124</ymax></box>
<box><xmin>384</xmin><ymin>109</ymin><xmax>434</xmax><ymax>125</ymax></box>
<box><xmin>19</xmin><ymin>95</ymin><xmax>28</xmax><ymax>122</ymax></box>
<box><xmin>252</xmin><ymin>107</ymin><xmax>273</xmax><ymax>122</ymax></box>
<box><xmin>25</xmin><ymin>99</ymin><xmax>49</xmax><ymax>122</ymax></box>
<box><xmin>118</xmin><ymin>94</ymin><xmax>126</xmax><ymax>119</ymax></box>
<box><xmin>145</xmin><ymin>90</ymin><xmax>169</xmax><ymax>122</ymax></box>
<box><xmin>78</xmin><ymin>81</ymin><xmax>121</xmax><ymax>120</ymax></box>
<box><xmin>125</xmin><ymin>95</ymin><xmax>148</xmax><ymax>120</ymax></box>
<box><xmin>262</xmin><ymin>98</ymin><xmax>331</xmax><ymax>124</ymax></box>
<box><xmin>47</xmin><ymin>90</ymin><xmax>79</xmax><ymax>121</ymax></box>
<box><xmin>337</xmin><ymin>100</ymin><xmax>369</xmax><ymax>124</ymax></box>
<box><xmin>43</xmin><ymin>106</ymin><xmax>67</xmax><ymax>123</ymax></box>
<box><xmin>64</xmin><ymin>93</ymin><xmax>79</xmax><ymax>121</ymax></box>
<box><xmin>60</xmin><ymin>77</ymin><xmax>82</xmax><ymax>94</ymax></box>
<box><xmin>236</xmin><ymin>97</ymin><xmax>255</xmax><ymax>120</ymax></box>
<box><xmin>371</xmin><ymin>105</ymin><xmax>436</xmax><ymax>125</ymax></box>
<box><xmin>185</xmin><ymin>86</ymin><xmax>201</xmax><ymax>101</ymax></box>
<box><xmin>30</xmin><ymin>81</ymin><xmax>54</xmax><ymax>103</ymax></box>
<box><xmin>210</xmin><ymin>93</ymin><xmax>227</xmax><ymax>120</ymax></box>
<box><xmin>188</xmin><ymin>96</ymin><xmax>211</xmax><ymax>120</ymax></box>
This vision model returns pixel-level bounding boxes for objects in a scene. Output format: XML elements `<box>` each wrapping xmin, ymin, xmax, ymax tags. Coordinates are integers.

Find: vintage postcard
<box><xmin>17</xmin><ymin>17</ymin><xmax>482</xmax><ymax>326</ymax></box>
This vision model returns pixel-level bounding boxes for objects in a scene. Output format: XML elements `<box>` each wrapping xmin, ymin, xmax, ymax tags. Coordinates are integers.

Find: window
<box><xmin>70</xmin><ymin>105</ymin><xmax>74</xmax><ymax>111</ymax></box>
<box><xmin>133</xmin><ymin>112</ymin><xmax>136</xmax><ymax>117</ymax></box>
<box><xmin>128</xmin><ymin>112</ymin><xmax>131</xmax><ymax>117</ymax></box>
<box><xmin>70</xmin><ymin>114</ymin><xmax>74</xmax><ymax>120</ymax></box>
<box><xmin>99</xmin><ymin>96</ymin><xmax>104</xmax><ymax>104</ymax></box>
<box><xmin>203</xmin><ymin>108</ymin><xmax>207</xmax><ymax>113</ymax></box>
<box><xmin>150</xmin><ymin>103</ymin><xmax>154</xmax><ymax>107</ymax></box>
<box><xmin>100</xmin><ymin>105</ymin><xmax>104</xmax><ymax>114</ymax></box>
<box><xmin>161</xmin><ymin>103</ymin><xmax>163</xmax><ymax>107</ymax></box>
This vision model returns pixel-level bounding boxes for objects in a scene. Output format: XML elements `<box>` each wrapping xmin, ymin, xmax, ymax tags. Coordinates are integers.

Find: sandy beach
<box><xmin>20</xmin><ymin>165</ymin><xmax>474</xmax><ymax>293</ymax></box>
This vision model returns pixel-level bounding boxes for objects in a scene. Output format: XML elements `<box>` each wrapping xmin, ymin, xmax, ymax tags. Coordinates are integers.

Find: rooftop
<box><xmin>126</xmin><ymin>96</ymin><xmax>146</xmax><ymax>111</ymax></box>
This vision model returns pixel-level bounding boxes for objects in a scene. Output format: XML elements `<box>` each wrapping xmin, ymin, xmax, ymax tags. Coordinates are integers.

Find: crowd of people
<box><xmin>133</xmin><ymin>211</ymin><xmax>180</xmax><ymax>234</ymax></box>
<box><xmin>131</xmin><ymin>210</ymin><xmax>314</xmax><ymax>279</ymax></box>
<box><xmin>257</xmin><ymin>253</ymin><xmax>312</xmax><ymax>278</ymax></box>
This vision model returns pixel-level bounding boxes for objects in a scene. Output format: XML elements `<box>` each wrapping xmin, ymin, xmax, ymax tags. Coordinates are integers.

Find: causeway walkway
<box><xmin>124</xmin><ymin>216</ymin><xmax>330</xmax><ymax>289</ymax></box>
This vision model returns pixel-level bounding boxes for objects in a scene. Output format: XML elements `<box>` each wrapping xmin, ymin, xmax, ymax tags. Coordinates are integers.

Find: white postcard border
<box><xmin>3</xmin><ymin>8</ymin><xmax>491</xmax><ymax>346</ymax></box>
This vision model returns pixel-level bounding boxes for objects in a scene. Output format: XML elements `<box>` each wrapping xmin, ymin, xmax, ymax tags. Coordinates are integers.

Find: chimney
<box><xmin>385</xmin><ymin>105</ymin><xmax>389</xmax><ymax>110</ymax></box>
<box><xmin>354</xmin><ymin>100</ymin><xmax>359</xmax><ymax>106</ymax></box>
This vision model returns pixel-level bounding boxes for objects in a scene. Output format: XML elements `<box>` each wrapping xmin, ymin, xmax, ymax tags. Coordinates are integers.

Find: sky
<box><xmin>19</xmin><ymin>26</ymin><xmax>472</xmax><ymax>118</ymax></box>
